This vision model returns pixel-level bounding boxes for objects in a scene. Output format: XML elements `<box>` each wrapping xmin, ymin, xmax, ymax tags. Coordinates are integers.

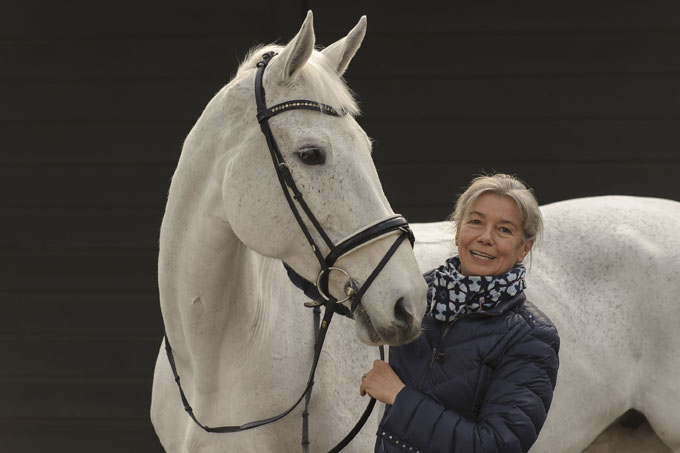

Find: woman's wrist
<box><xmin>388</xmin><ymin>383</ymin><xmax>406</xmax><ymax>405</ymax></box>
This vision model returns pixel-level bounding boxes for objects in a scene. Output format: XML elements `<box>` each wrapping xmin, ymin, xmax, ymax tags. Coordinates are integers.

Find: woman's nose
<box><xmin>477</xmin><ymin>228</ymin><xmax>493</xmax><ymax>244</ymax></box>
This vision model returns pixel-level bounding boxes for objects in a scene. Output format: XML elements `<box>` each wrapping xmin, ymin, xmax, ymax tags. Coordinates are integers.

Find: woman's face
<box><xmin>456</xmin><ymin>193</ymin><xmax>533</xmax><ymax>276</ymax></box>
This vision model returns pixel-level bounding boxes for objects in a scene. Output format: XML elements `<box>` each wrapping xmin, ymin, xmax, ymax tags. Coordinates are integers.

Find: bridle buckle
<box><xmin>303</xmin><ymin>299</ymin><xmax>324</xmax><ymax>308</ymax></box>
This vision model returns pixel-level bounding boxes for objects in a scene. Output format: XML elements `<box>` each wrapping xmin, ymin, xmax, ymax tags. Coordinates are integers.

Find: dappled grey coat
<box><xmin>376</xmin><ymin>273</ymin><xmax>560</xmax><ymax>453</ymax></box>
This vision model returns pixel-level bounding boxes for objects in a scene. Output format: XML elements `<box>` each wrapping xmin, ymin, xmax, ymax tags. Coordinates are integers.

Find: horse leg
<box><xmin>636</xmin><ymin>342</ymin><xmax>680</xmax><ymax>453</ymax></box>
<box><xmin>529</xmin><ymin>372</ymin><xmax>626</xmax><ymax>453</ymax></box>
<box><xmin>641</xmin><ymin>389</ymin><xmax>680</xmax><ymax>452</ymax></box>
<box><xmin>636</xmin><ymin>290</ymin><xmax>680</xmax><ymax>452</ymax></box>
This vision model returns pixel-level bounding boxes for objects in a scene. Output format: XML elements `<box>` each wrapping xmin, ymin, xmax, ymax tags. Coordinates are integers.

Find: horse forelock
<box><xmin>235</xmin><ymin>44</ymin><xmax>360</xmax><ymax>117</ymax></box>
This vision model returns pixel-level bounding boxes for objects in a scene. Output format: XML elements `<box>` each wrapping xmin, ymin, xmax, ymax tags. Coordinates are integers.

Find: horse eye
<box><xmin>297</xmin><ymin>148</ymin><xmax>325</xmax><ymax>165</ymax></box>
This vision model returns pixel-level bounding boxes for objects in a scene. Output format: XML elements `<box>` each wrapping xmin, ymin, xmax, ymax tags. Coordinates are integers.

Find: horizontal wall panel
<box><xmin>3</xmin><ymin>119</ymin><xmax>679</xmax><ymax>165</ymax></box>
<box><xmin>2</xmin><ymin>38</ymin><xmax>256</xmax><ymax>81</ymax></box>
<box><xmin>380</xmin><ymin>161</ymin><xmax>680</xmax><ymax>208</ymax></box>
<box><xmin>0</xmin><ymin>420</ymin><xmax>162</xmax><ymax>453</ymax></box>
<box><xmin>3</xmin><ymin>1</ymin><xmax>300</xmax><ymax>38</ymax></box>
<box><xmin>351</xmin><ymin>32</ymin><xmax>680</xmax><ymax>78</ymax></box>
<box><xmin>0</xmin><ymin>208</ymin><xmax>164</xmax><ymax>247</ymax></box>
<box><xmin>0</xmin><ymin>250</ymin><xmax>157</xmax><ymax>292</ymax></box>
<box><xmin>5</xmin><ymin>32</ymin><xmax>680</xmax><ymax>81</ymax></box>
<box><xmin>366</xmin><ymin>118</ymin><xmax>680</xmax><ymax>163</ymax></box>
<box><xmin>0</xmin><ymin>294</ymin><xmax>162</xmax><ymax>335</ymax></box>
<box><xmin>4</xmin><ymin>75</ymin><xmax>680</xmax><ymax>123</ymax></box>
<box><xmin>351</xmin><ymin>76</ymin><xmax>680</xmax><ymax>120</ymax></box>
<box><xmin>398</xmin><ymin>204</ymin><xmax>454</xmax><ymax>224</ymax></box>
<box><xmin>0</xmin><ymin>377</ymin><xmax>152</xmax><ymax>418</ymax></box>
<box><xmin>0</xmin><ymin>122</ymin><xmax>187</xmax><ymax>164</ymax></box>
<box><xmin>0</xmin><ymin>81</ymin><xmax>221</xmax><ymax>123</ymax></box>
<box><xmin>7</xmin><ymin>1</ymin><xmax>680</xmax><ymax>39</ymax></box>
<box><xmin>309</xmin><ymin>1</ymin><xmax>680</xmax><ymax>34</ymax></box>
<box><xmin>0</xmin><ymin>336</ymin><xmax>161</xmax><ymax>377</ymax></box>
<box><xmin>0</xmin><ymin>165</ymin><xmax>174</xmax><ymax>208</ymax></box>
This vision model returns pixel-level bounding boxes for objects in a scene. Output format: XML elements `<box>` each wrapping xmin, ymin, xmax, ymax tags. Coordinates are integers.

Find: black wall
<box><xmin>3</xmin><ymin>1</ymin><xmax>679</xmax><ymax>451</ymax></box>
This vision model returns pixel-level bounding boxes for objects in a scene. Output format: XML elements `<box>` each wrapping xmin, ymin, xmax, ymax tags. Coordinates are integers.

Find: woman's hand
<box><xmin>359</xmin><ymin>360</ymin><xmax>406</xmax><ymax>405</ymax></box>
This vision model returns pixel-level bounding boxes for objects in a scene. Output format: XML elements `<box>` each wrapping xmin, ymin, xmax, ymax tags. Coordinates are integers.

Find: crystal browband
<box><xmin>257</xmin><ymin>99</ymin><xmax>343</xmax><ymax>123</ymax></box>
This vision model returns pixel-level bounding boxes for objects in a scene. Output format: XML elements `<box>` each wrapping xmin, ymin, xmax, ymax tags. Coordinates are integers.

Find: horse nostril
<box><xmin>393</xmin><ymin>297</ymin><xmax>414</xmax><ymax>329</ymax></box>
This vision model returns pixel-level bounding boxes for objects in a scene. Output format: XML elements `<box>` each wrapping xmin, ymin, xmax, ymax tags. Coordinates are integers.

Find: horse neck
<box><xmin>159</xmin><ymin>107</ymin><xmax>280</xmax><ymax>372</ymax></box>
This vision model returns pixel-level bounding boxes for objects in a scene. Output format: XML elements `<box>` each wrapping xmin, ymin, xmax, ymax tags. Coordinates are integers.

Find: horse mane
<box><xmin>236</xmin><ymin>44</ymin><xmax>361</xmax><ymax>117</ymax></box>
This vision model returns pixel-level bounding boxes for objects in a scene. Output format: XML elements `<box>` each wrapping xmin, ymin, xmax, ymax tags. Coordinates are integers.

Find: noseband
<box><xmin>164</xmin><ymin>51</ymin><xmax>415</xmax><ymax>451</ymax></box>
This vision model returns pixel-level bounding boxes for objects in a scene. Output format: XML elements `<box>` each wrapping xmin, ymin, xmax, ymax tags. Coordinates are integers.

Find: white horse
<box><xmin>151</xmin><ymin>12</ymin><xmax>427</xmax><ymax>453</ymax></box>
<box><xmin>151</xmin><ymin>11</ymin><xmax>680</xmax><ymax>453</ymax></box>
<box><xmin>413</xmin><ymin>196</ymin><xmax>680</xmax><ymax>453</ymax></box>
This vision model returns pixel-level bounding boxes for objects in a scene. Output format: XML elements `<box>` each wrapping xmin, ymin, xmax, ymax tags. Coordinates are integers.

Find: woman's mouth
<box><xmin>470</xmin><ymin>250</ymin><xmax>495</xmax><ymax>261</ymax></box>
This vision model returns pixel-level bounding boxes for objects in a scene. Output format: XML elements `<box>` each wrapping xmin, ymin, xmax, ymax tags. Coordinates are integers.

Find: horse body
<box><xmin>411</xmin><ymin>196</ymin><xmax>680</xmax><ymax>453</ymax></box>
<box><xmin>531</xmin><ymin>196</ymin><xmax>680</xmax><ymax>453</ymax></box>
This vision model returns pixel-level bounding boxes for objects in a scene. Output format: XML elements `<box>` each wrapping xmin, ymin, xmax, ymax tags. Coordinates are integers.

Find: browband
<box><xmin>257</xmin><ymin>99</ymin><xmax>343</xmax><ymax>122</ymax></box>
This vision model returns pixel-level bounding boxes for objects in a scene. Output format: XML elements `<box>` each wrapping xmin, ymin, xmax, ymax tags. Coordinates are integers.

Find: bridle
<box><xmin>164</xmin><ymin>51</ymin><xmax>416</xmax><ymax>452</ymax></box>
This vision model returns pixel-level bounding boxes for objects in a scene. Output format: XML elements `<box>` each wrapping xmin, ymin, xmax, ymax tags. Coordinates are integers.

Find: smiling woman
<box><xmin>452</xmin><ymin>174</ymin><xmax>543</xmax><ymax>276</ymax></box>
<box><xmin>360</xmin><ymin>173</ymin><xmax>559</xmax><ymax>453</ymax></box>
<box><xmin>456</xmin><ymin>194</ymin><xmax>531</xmax><ymax>276</ymax></box>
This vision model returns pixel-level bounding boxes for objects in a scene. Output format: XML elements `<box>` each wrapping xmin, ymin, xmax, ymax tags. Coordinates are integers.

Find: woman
<box><xmin>360</xmin><ymin>173</ymin><xmax>560</xmax><ymax>453</ymax></box>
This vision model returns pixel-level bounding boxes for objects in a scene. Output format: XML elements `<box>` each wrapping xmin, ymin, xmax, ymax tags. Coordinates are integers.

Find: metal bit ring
<box><xmin>315</xmin><ymin>266</ymin><xmax>356</xmax><ymax>304</ymax></box>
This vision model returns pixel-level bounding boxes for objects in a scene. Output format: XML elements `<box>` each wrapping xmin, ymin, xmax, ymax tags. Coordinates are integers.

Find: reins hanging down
<box><xmin>164</xmin><ymin>51</ymin><xmax>416</xmax><ymax>451</ymax></box>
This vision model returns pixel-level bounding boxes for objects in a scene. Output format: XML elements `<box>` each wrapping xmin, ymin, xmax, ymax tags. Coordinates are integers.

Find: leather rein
<box><xmin>163</xmin><ymin>51</ymin><xmax>415</xmax><ymax>452</ymax></box>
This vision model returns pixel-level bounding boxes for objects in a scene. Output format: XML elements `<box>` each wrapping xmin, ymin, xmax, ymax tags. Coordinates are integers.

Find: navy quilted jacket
<box><xmin>376</xmin><ymin>274</ymin><xmax>560</xmax><ymax>453</ymax></box>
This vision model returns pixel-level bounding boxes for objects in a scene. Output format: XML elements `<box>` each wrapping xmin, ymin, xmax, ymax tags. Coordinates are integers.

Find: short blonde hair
<box><xmin>450</xmin><ymin>173</ymin><xmax>543</xmax><ymax>244</ymax></box>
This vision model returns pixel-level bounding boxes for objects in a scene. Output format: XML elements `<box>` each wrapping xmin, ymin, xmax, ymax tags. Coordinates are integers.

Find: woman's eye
<box><xmin>297</xmin><ymin>148</ymin><xmax>325</xmax><ymax>165</ymax></box>
<box><xmin>499</xmin><ymin>227</ymin><xmax>512</xmax><ymax>234</ymax></box>
<box><xmin>469</xmin><ymin>219</ymin><xmax>482</xmax><ymax>225</ymax></box>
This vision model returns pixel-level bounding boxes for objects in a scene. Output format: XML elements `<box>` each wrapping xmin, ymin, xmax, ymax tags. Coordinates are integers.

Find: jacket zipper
<box><xmin>415</xmin><ymin>311</ymin><xmax>502</xmax><ymax>391</ymax></box>
<box><xmin>416</xmin><ymin>322</ymin><xmax>453</xmax><ymax>390</ymax></box>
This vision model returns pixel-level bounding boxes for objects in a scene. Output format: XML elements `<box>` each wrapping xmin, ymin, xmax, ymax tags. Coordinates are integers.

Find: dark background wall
<box><xmin>2</xmin><ymin>1</ymin><xmax>679</xmax><ymax>451</ymax></box>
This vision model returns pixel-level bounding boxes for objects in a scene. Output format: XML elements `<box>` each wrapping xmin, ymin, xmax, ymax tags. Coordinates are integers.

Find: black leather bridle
<box><xmin>164</xmin><ymin>51</ymin><xmax>415</xmax><ymax>452</ymax></box>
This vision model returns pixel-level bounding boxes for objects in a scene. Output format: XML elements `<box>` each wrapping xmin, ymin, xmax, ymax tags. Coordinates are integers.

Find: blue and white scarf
<box><xmin>427</xmin><ymin>256</ymin><xmax>526</xmax><ymax>322</ymax></box>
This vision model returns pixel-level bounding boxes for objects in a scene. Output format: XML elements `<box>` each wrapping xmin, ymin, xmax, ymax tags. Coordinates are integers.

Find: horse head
<box><xmin>215</xmin><ymin>12</ymin><xmax>426</xmax><ymax>346</ymax></box>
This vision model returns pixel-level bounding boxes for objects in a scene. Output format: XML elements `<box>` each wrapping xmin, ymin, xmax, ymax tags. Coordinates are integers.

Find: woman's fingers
<box><xmin>359</xmin><ymin>360</ymin><xmax>405</xmax><ymax>405</ymax></box>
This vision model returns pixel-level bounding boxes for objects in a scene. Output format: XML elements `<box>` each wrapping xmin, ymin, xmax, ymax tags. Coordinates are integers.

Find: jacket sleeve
<box><xmin>378</xmin><ymin>321</ymin><xmax>559</xmax><ymax>453</ymax></box>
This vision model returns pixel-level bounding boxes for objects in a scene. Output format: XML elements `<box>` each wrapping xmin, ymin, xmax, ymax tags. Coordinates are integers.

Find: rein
<box><xmin>163</xmin><ymin>51</ymin><xmax>415</xmax><ymax>451</ymax></box>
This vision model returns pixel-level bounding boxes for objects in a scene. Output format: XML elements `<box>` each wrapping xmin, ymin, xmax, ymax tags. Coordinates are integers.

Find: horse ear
<box><xmin>321</xmin><ymin>15</ymin><xmax>367</xmax><ymax>76</ymax></box>
<box><xmin>270</xmin><ymin>10</ymin><xmax>315</xmax><ymax>81</ymax></box>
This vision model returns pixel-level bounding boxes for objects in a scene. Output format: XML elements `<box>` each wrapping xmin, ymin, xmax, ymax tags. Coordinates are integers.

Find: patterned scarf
<box><xmin>427</xmin><ymin>256</ymin><xmax>526</xmax><ymax>322</ymax></box>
